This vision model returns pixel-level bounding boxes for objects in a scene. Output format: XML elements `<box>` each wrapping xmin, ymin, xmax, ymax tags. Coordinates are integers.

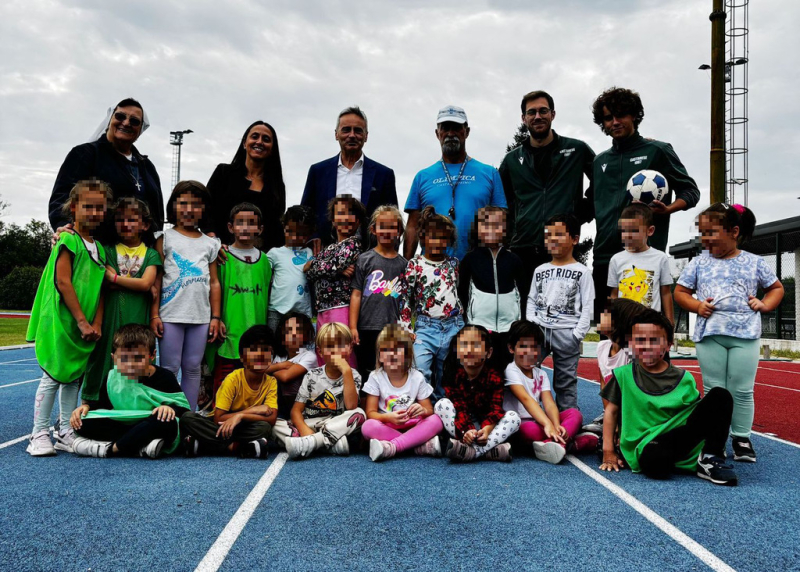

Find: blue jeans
<box><xmin>414</xmin><ymin>315</ymin><xmax>464</xmax><ymax>400</ymax></box>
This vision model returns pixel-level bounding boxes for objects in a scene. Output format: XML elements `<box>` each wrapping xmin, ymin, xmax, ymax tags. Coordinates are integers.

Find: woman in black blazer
<box><xmin>206</xmin><ymin>121</ymin><xmax>286</xmax><ymax>251</ymax></box>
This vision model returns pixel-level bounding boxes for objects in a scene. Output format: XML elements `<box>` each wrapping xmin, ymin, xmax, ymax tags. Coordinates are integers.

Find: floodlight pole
<box><xmin>709</xmin><ymin>0</ymin><xmax>727</xmax><ymax>204</ymax></box>
<box><xmin>170</xmin><ymin>129</ymin><xmax>193</xmax><ymax>190</ymax></box>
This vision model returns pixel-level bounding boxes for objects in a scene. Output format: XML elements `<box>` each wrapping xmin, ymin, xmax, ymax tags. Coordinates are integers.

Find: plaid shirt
<box><xmin>445</xmin><ymin>365</ymin><xmax>506</xmax><ymax>439</ymax></box>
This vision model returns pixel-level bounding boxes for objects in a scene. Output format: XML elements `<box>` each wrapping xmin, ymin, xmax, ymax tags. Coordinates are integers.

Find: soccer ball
<box><xmin>626</xmin><ymin>170</ymin><xmax>669</xmax><ymax>203</ymax></box>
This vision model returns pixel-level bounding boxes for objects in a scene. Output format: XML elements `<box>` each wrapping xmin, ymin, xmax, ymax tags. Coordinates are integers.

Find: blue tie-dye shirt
<box><xmin>677</xmin><ymin>250</ymin><xmax>779</xmax><ymax>341</ymax></box>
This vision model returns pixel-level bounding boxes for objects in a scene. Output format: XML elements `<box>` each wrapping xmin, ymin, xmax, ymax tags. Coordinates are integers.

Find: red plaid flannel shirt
<box><xmin>445</xmin><ymin>365</ymin><xmax>506</xmax><ymax>439</ymax></box>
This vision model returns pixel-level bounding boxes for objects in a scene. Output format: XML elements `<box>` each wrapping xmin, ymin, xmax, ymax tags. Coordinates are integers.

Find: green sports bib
<box><xmin>218</xmin><ymin>251</ymin><xmax>272</xmax><ymax>359</ymax></box>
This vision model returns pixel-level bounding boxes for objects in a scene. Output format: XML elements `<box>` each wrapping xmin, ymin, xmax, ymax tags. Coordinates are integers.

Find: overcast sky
<box><xmin>1</xmin><ymin>0</ymin><xmax>798</xmax><ymax>253</ymax></box>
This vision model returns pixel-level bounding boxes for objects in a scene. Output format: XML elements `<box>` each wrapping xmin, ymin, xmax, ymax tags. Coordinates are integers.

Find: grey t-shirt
<box><xmin>607</xmin><ymin>247</ymin><xmax>673</xmax><ymax>312</ymax></box>
<box><xmin>350</xmin><ymin>249</ymin><xmax>407</xmax><ymax>331</ymax></box>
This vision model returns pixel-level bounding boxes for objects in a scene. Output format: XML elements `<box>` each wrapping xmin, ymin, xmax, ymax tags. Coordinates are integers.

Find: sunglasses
<box><xmin>114</xmin><ymin>112</ymin><xmax>143</xmax><ymax>128</ymax></box>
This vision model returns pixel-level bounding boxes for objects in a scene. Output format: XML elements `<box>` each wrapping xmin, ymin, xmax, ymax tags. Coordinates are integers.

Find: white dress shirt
<box><xmin>336</xmin><ymin>153</ymin><xmax>364</xmax><ymax>197</ymax></box>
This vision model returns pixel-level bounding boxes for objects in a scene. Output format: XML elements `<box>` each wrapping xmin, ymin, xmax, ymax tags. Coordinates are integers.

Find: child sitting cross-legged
<box><xmin>503</xmin><ymin>320</ymin><xmax>597</xmax><ymax>465</ymax></box>
<box><xmin>435</xmin><ymin>325</ymin><xmax>521</xmax><ymax>462</ymax></box>
<box><xmin>70</xmin><ymin>324</ymin><xmax>190</xmax><ymax>459</ymax></box>
<box><xmin>363</xmin><ymin>325</ymin><xmax>443</xmax><ymax>462</ymax></box>
<box><xmin>599</xmin><ymin>309</ymin><xmax>738</xmax><ymax>486</ymax></box>
<box><xmin>274</xmin><ymin>323</ymin><xmax>366</xmax><ymax>459</ymax></box>
<box><xmin>180</xmin><ymin>325</ymin><xmax>278</xmax><ymax>459</ymax></box>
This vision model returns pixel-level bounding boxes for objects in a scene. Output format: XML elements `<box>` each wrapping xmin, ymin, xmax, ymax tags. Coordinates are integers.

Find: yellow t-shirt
<box><xmin>215</xmin><ymin>369</ymin><xmax>278</xmax><ymax>412</ymax></box>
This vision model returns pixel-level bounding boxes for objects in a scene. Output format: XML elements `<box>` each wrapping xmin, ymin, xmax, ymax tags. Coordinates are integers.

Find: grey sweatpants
<box><xmin>541</xmin><ymin>327</ymin><xmax>581</xmax><ymax>411</ymax></box>
<box><xmin>272</xmin><ymin>408</ymin><xmax>366</xmax><ymax>448</ymax></box>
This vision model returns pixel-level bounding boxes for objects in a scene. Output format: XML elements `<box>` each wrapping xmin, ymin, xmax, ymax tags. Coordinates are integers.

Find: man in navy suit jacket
<box><xmin>301</xmin><ymin>106</ymin><xmax>398</xmax><ymax>245</ymax></box>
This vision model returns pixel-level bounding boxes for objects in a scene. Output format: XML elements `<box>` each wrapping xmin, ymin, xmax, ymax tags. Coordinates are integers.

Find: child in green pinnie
<box><xmin>82</xmin><ymin>197</ymin><xmax>162</xmax><ymax>404</ymax></box>
<box><xmin>210</xmin><ymin>202</ymin><xmax>272</xmax><ymax>403</ymax></box>
<box><xmin>70</xmin><ymin>324</ymin><xmax>190</xmax><ymax>459</ymax></box>
<box><xmin>27</xmin><ymin>178</ymin><xmax>111</xmax><ymax>456</ymax></box>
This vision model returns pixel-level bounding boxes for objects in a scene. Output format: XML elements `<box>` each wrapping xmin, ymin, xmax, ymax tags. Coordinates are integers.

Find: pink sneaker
<box><xmin>569</xmin><ymin>432</ymin><xmax>600</xmax><ymax>454</ymax></box>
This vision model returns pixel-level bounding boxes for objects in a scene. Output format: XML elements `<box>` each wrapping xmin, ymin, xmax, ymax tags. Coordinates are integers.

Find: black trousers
<box><xmin>180</xmin><ymin>412</ymin><xmax>272</xmax><ymax>455</ymax></box>
<box><xmin>510</xmin><ymin>245</ymin><xmax>551</xmax><ymax>318</ymax></box>
<box><xmin>639</xmin><ymin>387</ymin><xmax>733</xmax><ymax>478</ymax></box>
<box><xmin>355</xmin><ymin>329</ymin><xmax>381</xmax><ymax>376</ymax></box>
<box><xmin>592</xmin><ymin>262</ymin><xmax>611</xmax><ymax>324</ymax></box>
<box><xmin>78</xmin><ymin>415</ymin><xmax>178</xmax><ymax>456</ymax></box>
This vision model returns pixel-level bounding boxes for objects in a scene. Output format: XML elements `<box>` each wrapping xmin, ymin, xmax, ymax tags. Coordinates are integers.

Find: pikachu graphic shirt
<box><xmin>607</xmin><ymin>247</ymin><xmax>673</xmax><ymax>312</ymax></box>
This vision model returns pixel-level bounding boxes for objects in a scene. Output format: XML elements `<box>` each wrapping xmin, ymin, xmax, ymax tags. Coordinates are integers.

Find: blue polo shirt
<box><xmin>405</xmin><ymin>158</ymin><xmax>506</xmax><ymax>260</ymax></box>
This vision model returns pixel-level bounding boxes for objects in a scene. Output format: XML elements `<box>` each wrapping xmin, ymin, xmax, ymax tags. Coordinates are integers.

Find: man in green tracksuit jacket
<box><xmin>590</xmin><ymin>87</ymin><xmax>699</xmax><ymax>320</ymax></box>
<box><xmin>499</xmin><ymin>90</ymin><xmax>595</xmax><ymax>313</ymax></box>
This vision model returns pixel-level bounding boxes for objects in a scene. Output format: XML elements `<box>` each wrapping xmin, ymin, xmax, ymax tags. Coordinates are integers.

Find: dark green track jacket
<box><xmin>499</xmin><ymin>132</ymin><xmax>595</xmax><ymax>250</ymax></box>
<box><xmin>592</xmin><ymin>132</ymin><xmax>700</xmax><ymax>265</ymax></box>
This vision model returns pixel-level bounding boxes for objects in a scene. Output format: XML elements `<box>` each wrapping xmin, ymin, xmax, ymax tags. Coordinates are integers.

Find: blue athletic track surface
<box><xmin>2</xmin><ymin>347</ymin><xmax>799</xmax><ymax>572</ymax></box>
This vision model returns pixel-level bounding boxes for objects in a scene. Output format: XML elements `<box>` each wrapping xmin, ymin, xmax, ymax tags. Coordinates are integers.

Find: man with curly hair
<box><xmin>590</xmin><ymin>87</ymin><xmax>699</xmax><ymax>320</ymax></box>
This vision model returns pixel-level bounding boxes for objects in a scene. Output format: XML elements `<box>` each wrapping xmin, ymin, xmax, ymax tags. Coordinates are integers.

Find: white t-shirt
<box><xmin>160</xmin><ymin>228</ymin><xmax>221</xmax><ymax>324</ymax></box>
<box><xmin>82</xmin><ymin>237</ymin><xmax>100</xmax><ymax>263</ymax></box>
<box><xmin>273</xmin><ymin>346</ymin><xmax>319</xmax><ymax>397</ymax></box>
<box><xmin>607</xmin><ymin>247</ymin><xmax>673</xmax><ymax>312</ymax></box>
<box><xmin>266</xmin><ymin>246</ymin><xmax>313</xmax><ymax>316</ymax></box>
<box><xmin>596</xmin><ymin>339</ymin><xmax>631</xmax><ymax>384</ymax></box>
<box><xmin>362</xmin><ymin>368</ymin><xmax>433</xmax><ymax>413</ymax></box>
<box><xmin>526</xmin><ymin>261</ymin><xmax>594</xmax><ymax>338</ymax></box>
<box><xmin>502</xmin><ymin>362</ymin><xmax>551</xmax><ymax>420</ymax></box>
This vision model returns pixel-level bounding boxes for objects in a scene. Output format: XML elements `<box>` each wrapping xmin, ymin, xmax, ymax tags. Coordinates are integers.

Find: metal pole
<box><xmin>710</xmin><ymin>0</ymin><xmax>727</xmax><ymax>204</ymax></box>
<box><xmin>176</xmin><ymin>143</ymin><xmax>182</xmax><ymax>183</ymax></box>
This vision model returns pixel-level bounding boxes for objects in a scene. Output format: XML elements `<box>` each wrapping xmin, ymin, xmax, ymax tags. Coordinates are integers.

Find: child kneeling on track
<box><xmin>582</xmin><ymin>298</ymin><xmax>649</xmax><ymax>434</ymax></box>
<box><xmin>180</xmin><ymin>325</ymin><xmax>278</xmax><ymax>459</ymax></box>
<box><xmin>274</xmin><ymin>323</ymin><xmax>366</xmax><ymax>459</ymax></box>
<box><xmin>363</xmin><ymin>325</ymin><xmax>443</xmax><ymax>462</ymax></box>
<box><xmin>503</xmin><ymin>320</ymin><xmax>597</xmax><ymax>465</ymax></box>
<box><xmin>70</xmin><ymin>324</ymin><xmax>190</xmax><ymax>459</ymax></box>
<box><xmin>599</xmin><ymin>310</ymin><xmax>738</xmax><ymax>486</ymax></box>
<box><xmin>435</xmin><ymin>325</ymin><xmax>521</xmax><ymax>462</ymax></box>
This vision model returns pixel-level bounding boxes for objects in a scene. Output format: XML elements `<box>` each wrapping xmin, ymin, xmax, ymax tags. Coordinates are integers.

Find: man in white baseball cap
<box><xmin>404</xmin><ymin>105</ymin><xmax>506</xmax><ymax>260</ymax></box>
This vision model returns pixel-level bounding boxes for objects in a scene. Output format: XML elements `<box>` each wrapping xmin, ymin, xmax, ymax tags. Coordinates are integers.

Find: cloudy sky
<box><xmin>1</xmin><ymin>0</ymin><xmax>798</xmax><ymax>252</ymax></box>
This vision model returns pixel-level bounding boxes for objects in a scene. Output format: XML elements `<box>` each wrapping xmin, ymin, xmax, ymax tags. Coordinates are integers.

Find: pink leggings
<box><xmin>361</xmin><ymin>415</ymin><xmax>444</xmax><ymax>453</ymax></box>
<box><xmin>516</xmin><ymin>408</ymin><xmax>583</xmax><ymax>444</ymax></box>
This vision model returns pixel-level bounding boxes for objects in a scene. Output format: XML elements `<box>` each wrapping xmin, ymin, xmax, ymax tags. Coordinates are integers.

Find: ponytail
<box><xmin>418</xmin><ymin>206</ymin><xmax>457</xmax><ymax>248</ymax></box>
<box><xmin>700</xmin><ymin>202</ymin><xmax>756</xmax><ymax>246</ymax></box>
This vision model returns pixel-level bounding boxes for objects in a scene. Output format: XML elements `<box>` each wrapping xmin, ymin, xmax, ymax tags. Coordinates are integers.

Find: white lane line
<box><xmin>757</xmin><ymin>365</ymin><xmax>800</xmax><ymax>376</ymax></box>
<box><xmin>567</xmin><ymin>455</ymin><xmax>736</xmax><ymax>572</ymax></box>
<box><xmin>0</xmin><ymin>435</ymin><xmax>29</xmax><ymax>450</ymax></box>
<box><xmin>195</xmin><ymin>453</ymin><xmax>288</xmax><ymax>572</ymax></box>
<box><xmin>0</xmin><ymin>378</ymin><xmax>38</xmax><ymax>389</ymax></box>
<box><xmin>0</xmin><ymin>358</ymin><xmax>37</xmax><ymax>365</ymax></box>
<box><xmin>755</xmin><ymin>383</ymin><xmax>800</xmax><ymax>393</ymax></box>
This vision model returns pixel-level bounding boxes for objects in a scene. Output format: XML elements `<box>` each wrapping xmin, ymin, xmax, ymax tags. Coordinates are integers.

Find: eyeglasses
<box><xmin>114</xmin><ymin>112</ymin><xmax>143</xmax><ymax>127</ymax></box>
<box><xmin>525</xmin><ymin>107</ymin><xmax>552</xmax><ymax>117</ymax></box>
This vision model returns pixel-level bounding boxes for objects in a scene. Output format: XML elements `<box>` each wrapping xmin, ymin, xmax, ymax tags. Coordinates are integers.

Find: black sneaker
<box><xmin>696</xmin><ymin>455</ymin><xmax>738</xmax><ymax>486</ymax></box>
<box><xmin>184</xmin><ymin>435</ymin><xmax>200</xmax><ymax>457</ymax></box>
<box><xmin>731</xmin><ymin>437</ymin><xmax>756</xmax><ymax>463</ymax></box>
<box><xmin>240</xmin><ymin>438</ymin><xmax>270</xmax><ymax>459</ymax></box>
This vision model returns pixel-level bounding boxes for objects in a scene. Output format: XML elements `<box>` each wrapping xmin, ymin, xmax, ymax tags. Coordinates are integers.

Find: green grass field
<box><xmin>0</xmin><ymin>318</ymin><xmax>29</xmax><ymax>346</ymax></box>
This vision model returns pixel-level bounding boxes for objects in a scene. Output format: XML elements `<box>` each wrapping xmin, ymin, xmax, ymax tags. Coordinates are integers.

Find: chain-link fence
<box><xmin>670</xmin><ymin>216</ymin><xmax>800</xmax><ymax>341</ymax></box>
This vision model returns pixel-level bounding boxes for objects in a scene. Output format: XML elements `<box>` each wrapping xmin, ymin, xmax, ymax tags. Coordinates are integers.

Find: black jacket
<box><xmin>206</xmin><ymin>163</ymin><xmax>286</xmax><ymax>251</ymax></box>
<box><xmin>49</xmin><ymin>135</ymin><xmax>164</xmax><ymax>242</ymax></box>
<box><xmin>458</xmin><ymin>247</ymin><xmax>526</xmax><ymax>332</ymax></box>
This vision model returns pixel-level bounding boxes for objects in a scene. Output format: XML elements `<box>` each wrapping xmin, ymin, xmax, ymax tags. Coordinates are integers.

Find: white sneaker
<box><xmin>328</xmin><ymin>436</ymin><xmax>350</xmax><ymax>456</ymax></box>
<box><xmin>54</xmin><ymin>429</ymin><xmax>76</xmax><ymax>453</ymax></box>
<box><xmin>26</xmin><ymin>430</ymin><xmax>56</xmax><ymax>457</ymax></box>
<box><xmin>368</xmin><ymin>439</ymin><xmax>395</xmax><ymax>462</ymax></box>
<box><xmin>285</xmin><ymin>434</ymin><xmax>323</xmax><ymax>459</ymax></box>
<box><xmin>413</xmin><ymin>435</ymin><xmax>442</xmax><ymax>457</ymax></box>
<box><xmin>533</xmin><ymin>441</ymin><xmax>566</xmax><ymax>464</ymax></box>
<box><xmin>140</xmin><ymin>439</ymin><xmax>165</xmax><ymax>459</ymax></box>
<box><xmin>72</xmin><ymin>436</ymin><xmax>111</xmax><ymax>458</ymax></box>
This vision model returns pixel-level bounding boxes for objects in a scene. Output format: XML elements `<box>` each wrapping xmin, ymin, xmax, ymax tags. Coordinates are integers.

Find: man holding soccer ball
<box><xmin>590</xmin><ymin>86</ymin><xmax>700</xmax><ymax>320</ymax></box>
